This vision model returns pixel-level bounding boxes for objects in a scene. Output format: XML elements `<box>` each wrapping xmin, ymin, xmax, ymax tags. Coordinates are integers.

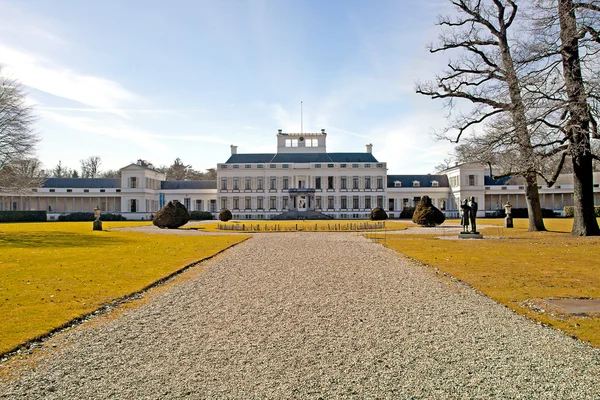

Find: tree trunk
<box><xmin>558</xmin><ymin>0</ymin><xmax>600</xmax><ymax>236</ymax></box>
<box><xmin>524</xmin><ymin>171</ymin><xmax>546</xmax><ymax>231</ymax></box>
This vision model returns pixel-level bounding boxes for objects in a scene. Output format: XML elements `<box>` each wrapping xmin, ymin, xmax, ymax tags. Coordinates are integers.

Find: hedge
<box><xmin>58</xmin><ymin>212</ymin><xmax>126</xmax><ymax>221</ymax></box>
<box><xmin>486</xmin><ymin>208</ymin><xmax>556</xmax><ymax>218</ymax></box>
<box><xmin>190</xmin><ymin>211</ymin><xmax>213</xmax><ymax>220</ymax></box>
<box><xmin>564</xmin><ymin>206</ymin><xmax>600</xmax><ymax>217</ymax></box>
<box><xmin>0</xmin><ymin>211</ymin><xmax>47</xmax><ymax>222</ymax></box>
<box><xmin>399</xmin><ymin>207</ymin><xmax>415</xmax><ymax>219</ymax></box>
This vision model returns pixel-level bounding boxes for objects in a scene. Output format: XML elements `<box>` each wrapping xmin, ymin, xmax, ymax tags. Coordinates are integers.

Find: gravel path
<box><xmin>2</xmin><ymin>233</ymin><xmax>600</xmax><ymax>399</ymax></box>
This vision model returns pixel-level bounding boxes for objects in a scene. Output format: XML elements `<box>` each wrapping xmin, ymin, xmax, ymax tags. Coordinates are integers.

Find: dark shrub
<box><xmin>563</xmin><ymin>206</ymin><xmax>600</xmax><ymax>217</ymax></box>
<box><xmin>190</xmin><ymin>211</ymin><xmax>213</xmax><ymax>220</ymax></box>
<box><xmin>153</xmin><ymin>200</ymin><xmax>190</xmax><ymax>229</ymax></box>
<box><xmin>0</xmin><ymin>211</ymin><xmax>47</xmax><ymax>222</ymax></box>
<box><xmin>370</xmin><ymin>207</ymin><xmax>388</xmax><ymax>221</ymax></box>
<box><xmin>219</xmin><ymin>208</ymin><xmax>233</xmax><ymax>222</ymax></box>
<box><xmin>58</xmin><ymin>212</ymin><xmax>126</xmax><ymax>221</ymax></box>
<box><xmin>399</xmin><ymin>206</ymin><xmax>415</xmax><ymax>219</ymax></box>
<box><xmin>412</xmin><ymin>195</ymin><xmax>445</xmax><ymax>227</ymax></box>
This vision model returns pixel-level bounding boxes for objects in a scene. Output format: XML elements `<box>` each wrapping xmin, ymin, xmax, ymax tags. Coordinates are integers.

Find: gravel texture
<box><xmin>1</xmin><ymin>232</ymin><xmax>600</xmax><ymax>399</ymax></box>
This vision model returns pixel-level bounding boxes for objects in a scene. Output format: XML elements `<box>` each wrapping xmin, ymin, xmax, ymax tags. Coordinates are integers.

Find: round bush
<box><xmin>219</xmin><ymin>208</ymin><xmax>232</xmax><ymax>222</ymax></box>
<box><xmin>153</xmin><ymin>200</ymin><xmax>190</xmax><ymax>229</ymax></box>
<box><xmin>370</xmin><ymin>207</ymin><xmax>388</xmax><ymax>221</ymax></box>
<box><xmin>412</xmin><ymin>195</ymin><xmax>445</xmax><ymax>227</ymax></box>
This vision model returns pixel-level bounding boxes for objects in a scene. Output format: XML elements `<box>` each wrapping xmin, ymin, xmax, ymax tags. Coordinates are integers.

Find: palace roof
<box><xmin>42</xmin><ymin>178</ymin><xmax>121</xmax><ymax>188</ymax></box>
<box><xmin>225</xmin><ymin>152</ymin><xmax>379</xmax><ymax>164</ymax></box>
<box><xmin>387</xmin><ymin>175</ymin><xmax>449</xmax><ymax>188</ymax></box>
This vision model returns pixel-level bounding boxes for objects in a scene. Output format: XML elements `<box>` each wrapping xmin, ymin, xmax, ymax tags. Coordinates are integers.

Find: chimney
<box><xmin>366</xmin><ymin>143</ymin><xmax>373</xmax><ymax>153</ymax></box>
<box><xmin>278</xmin><ymin>129</ymin><xmax>282</xmax><ymax>134</ymax></box>
<box><xmin>321</xmin><ymin>128</ymin><xmax>326</xmax><ymax>134</ymax></box>
<box><xmin>230</xmin><ymin>145</ymin><xmax>238</xmax><ymax>155</ymax></box>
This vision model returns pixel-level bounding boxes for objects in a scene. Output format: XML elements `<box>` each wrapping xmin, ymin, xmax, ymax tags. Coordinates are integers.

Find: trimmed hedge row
<box><xmin>564</xmin><ymin>206</ymin><xmax>600</xmax><ymax>217</ymax></box>
<box><xmin>190</xmin><ymin>211</ymin><xmax>213</xmax><ymax>220</ymax></box>
<box><xmin>0</xmin><ymin>211</ymin><xmax>47</xmax><ymax>222</ymax></box>
<box><xmin>487</xmin><ymin>208</ymin><xmax>556</xmax><ymax>218</ymax></box>
<box><xmin>58</xmin><ymin>212</ymin><xmax>126</xmax><ymax>221</ymax></box>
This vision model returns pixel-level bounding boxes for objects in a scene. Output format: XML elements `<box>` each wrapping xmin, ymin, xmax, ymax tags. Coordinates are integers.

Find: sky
<box><xmin>0</xmin><ymin>0</ymin><xmax>457</xmax><ymax>175</ymax></box>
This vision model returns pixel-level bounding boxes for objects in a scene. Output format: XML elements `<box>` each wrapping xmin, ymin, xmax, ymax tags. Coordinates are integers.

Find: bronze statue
<box><xmin>460</xmin><ymin>199</ymin><xmax>470</xmax><ymax>233</ymax></box>
<box><xmin>468</xmin><ymin>196</ymin><xmax>478</xmax><ymax>233</ymax></box>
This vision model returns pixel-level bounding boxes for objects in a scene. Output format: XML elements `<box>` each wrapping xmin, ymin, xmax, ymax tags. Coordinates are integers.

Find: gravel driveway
<box><xmin>1</xmin><ymin>233</ymin><xmax>599</xmax><ymax>399</ymax></box>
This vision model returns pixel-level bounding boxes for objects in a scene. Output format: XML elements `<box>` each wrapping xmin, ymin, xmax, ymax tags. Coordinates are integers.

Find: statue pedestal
<box><xmin>458</xmin><ymin>232</ymin><xmax>483</xmax><ymax>239</ymax></box>
<box><xmin>504</xmin><ymin>216</ymin><xmax>513</xmax><ymax>228</ymax></box>
<box><xmin>93</xmin><ymin>220</ymin><xmax>103</xmax><ymax>231</ymax></box>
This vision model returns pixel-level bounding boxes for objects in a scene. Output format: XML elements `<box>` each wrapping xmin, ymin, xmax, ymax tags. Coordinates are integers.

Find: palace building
<box><xmin>1</xmin><ymin>129</ymin><xmax>599</xmax><ymax>220</ymax></box>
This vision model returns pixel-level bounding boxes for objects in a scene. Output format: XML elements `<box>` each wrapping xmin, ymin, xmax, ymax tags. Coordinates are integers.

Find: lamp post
<box><xmin>504</xmin><ymin>201</ymin><xmax>513</xmax><ymax>228</ymax></box>
<box><xmin>93</xmin><ymin>206</ymin><xmax>103</xmax><ymax>231</ymax></box>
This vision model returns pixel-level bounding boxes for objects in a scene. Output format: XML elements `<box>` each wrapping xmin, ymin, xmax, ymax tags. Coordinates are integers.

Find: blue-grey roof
<box><xmin>161</xmin><ymin>180</ymin><xmax>217</xmax><ymax>190</ymax></box>
<box><xmin>387</xmin><ymin>175</ymin><xmax>449</xmax><ymax>188</ymax></box>
<box><xmin>225</xmin><ymin>152</ymin><xmax>379</xmax><ymax>164</ymax></box>
<box><xmin>42</xmin><ymin>178</ymin><xmax>121</xmax><ymax>189</ymax></box>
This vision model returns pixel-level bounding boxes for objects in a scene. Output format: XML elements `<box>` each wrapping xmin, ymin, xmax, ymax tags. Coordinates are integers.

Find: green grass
<box><xmin>380</xmin><ymin>218</ymin><xmax>600</xmax><ymax>347</ymax></box>
<box><xmin>0</xmin><ymin>221</ymin><xmax>248</xmax><ymax>354</ymax></box>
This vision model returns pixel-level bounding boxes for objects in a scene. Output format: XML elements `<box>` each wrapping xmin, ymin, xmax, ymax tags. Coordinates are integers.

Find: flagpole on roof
<box><xmin>300</xmin><ymin>101</ymin><xmax>303</xmax><ymax>134</ymax></box>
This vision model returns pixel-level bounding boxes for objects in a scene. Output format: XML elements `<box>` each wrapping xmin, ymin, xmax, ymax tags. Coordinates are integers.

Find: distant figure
<box><xmin>460</xmin><ymin>199</ymin><xmax>471</xmax><ymax>233</ymax></box>
<box><xmin>468</xmin><ymin>196</ymin><xmax>478</xmax><ymax>233</ymax></box>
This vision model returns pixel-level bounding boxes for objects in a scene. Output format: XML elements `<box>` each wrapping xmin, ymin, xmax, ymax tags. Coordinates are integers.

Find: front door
<box><xmin>297</xmin><ymin>195</ymin><xmax>307</xmax><ymax>211</ymax></box>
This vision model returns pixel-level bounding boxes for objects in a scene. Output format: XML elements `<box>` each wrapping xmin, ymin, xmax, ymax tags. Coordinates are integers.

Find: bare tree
<box><xmin>80</xmin><ymin>156</ymin><xmax>102</xmax><ymax>178</ymax></box>
<box><xmin>99</xmin><ymin>169</ymin><xmax>121</xmax><ymax>178</ymax></box>
<box><xmin>0</xmin><ymin>158</ymin><xmax>46</xmax><ymax>194</ymax></box>
<box><xmin>0</xmin><ymin>66</ymin><xmax>39</xmax><ymax>192</ymax></box>
<box><xmin>416</xmin><ymin>0</ymin><xmax>548</xmax><ymax>231</ymax></box>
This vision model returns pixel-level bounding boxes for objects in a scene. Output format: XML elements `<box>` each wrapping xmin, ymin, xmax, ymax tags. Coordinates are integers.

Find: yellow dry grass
<box><xmin>0</xmin><ymin>221</ymin><xmax>248</xmax><ymax>355</ymax></box>
<box><xmin>380</xmin><ymin>218</ymin><xmax>600</xmax><ymax>347</ymax></box>
<box><xmin>188</xmin><ymin>219</ymin><xmax>411</xmax><ymax>232</ymax></box>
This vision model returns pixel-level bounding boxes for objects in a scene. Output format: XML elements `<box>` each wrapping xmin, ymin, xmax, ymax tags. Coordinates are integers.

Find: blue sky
<box><xmin>0</xmin><ymin>0</ymin><xmax>455</xmax><ymax>174</ymax></box>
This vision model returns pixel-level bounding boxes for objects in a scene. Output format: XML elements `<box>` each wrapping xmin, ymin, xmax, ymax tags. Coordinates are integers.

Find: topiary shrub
<box><xmin>190</xmin><ymin>211</ymin><xmax>214</xmax><ymax>220</ymax></box>
<box><xmin>219</xmin><ymin>208</ymin><xmax>232</xmax><ymax>222</ymax></box>
<box><xmin>153</xmin><ymin>200</ymin><xmax>190</xmax><ymax>229</ymax></box>
<box><xmin>399</xmin><ymin>206</ymin><xmax>415</xmax><ymax>219</ymax></box>
<box><xmin>412</xmin><ymin>195</ymin><xmax>445</xmax><ymax>227</ymax></box>
<box><xmin>370</xmin><ymin>207</ymin><xmax>388</xmax><ymax>221</ymax></box>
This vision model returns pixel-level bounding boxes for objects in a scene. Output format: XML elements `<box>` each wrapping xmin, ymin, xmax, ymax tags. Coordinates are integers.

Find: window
<box><xmin>270</xmin><ymin>177</ymin><xmax>276</xmax><ymax>190</ymax></box>
<box><xmin>129</xmin><ymin>199</ymin><xmax>138</xmax><ymax>212</ymax></box>
<box><xmin>328</xmin><ymin>196</ymin><xmax>335</xmax><ymax>209</ymax></box>
<box><xmin>341</xmin><ymin>177</ymin><xmax>347</xmax><ymax>189</ymax></box>
<box><xmin>257</xmin><ymin>164</ymin><xmax>263</xmax><ymax>169</ymax></box>
<box><xmin>316</xmin><ymin>197</ymin><xmax>322</xmax><ymax>209</ymax></box>
<box><xmin>245</xmin><ymin>177</ymin><xmax>251</xmax><ymax>190</ymax></box>
<box><xmin>196</xmin><ymin>199</ymin><xmax>203</xmax><ymax>211</ymax></box>
<box><xmin>395</xmin><ymin>181</ymin><xmax>401</xmax><ymax>188</ymax></box>
<box><xmin>245</xmin><ymin>197</ymin><xmax>251</xmax><ymax>210</ymax></box>
<box><xmin>328</xmin><ymin>176</ymin><xmax>334</xmax><ymax>189</ymax></box>
<box><xmin>130</xmin><ymin>177</ymin><xmax>137</xmax><ymax>188</ymax></box>
<box><xmin>184</xmin><ymin>198</ymin><xmax>191</xmax><ymax>210</ymax></box>
<box><xmin>377</xmin><ymin>177</ymin><xmax>383</xmax><ymax>189</ymax></box>
<box><xmin>365</xmin><ymin>177</ymin><xmax>371</xmax><ymax>189</ymax></box>
<box><xmin>67</xmin><ymin>189</ymin><xmax>72</xmax><ymax>193</ymax></box>
<box><xmin>315</xmin><ymin>163</ymin><xmax>322</xmax><ymax>168</ymax></box>
<box><xmin>233</xmin><ymin>165</ymin><xmax>239</xmax><ymax>169</ymax></box>
<box><xmin>327</xmin><ymin>164</ymin><xmax>334</xmax><ymax>168</ymax></box>
<box><xmin>306</xmin><ymin>138</ymin><xmax>318</xmax><ymax>147</ymax></box>
<box><xmin>283</xmin><ymin>177</ymin><xmax>289</xmax><ymax>190</ymax></box>
<box><xmin>365</xmin><ymin>197</ymin><xmax>371</xmax><ymax>209</ymax></box>
<box><xmin>100</xmin><ymin>189</ymin><xmax>105</xmax><ymax>193</ymax></box>
<box><xmin>377</xmin><ymin>196</ymin><xmax>383</xmax><ymax>208</ymax></box>
<box><xmin>221</xmin><ymin>178</ymin><xmax>227</xmax><ymax>190</ymax></box>
<box><xmin>315</xmin><ymin>177</ymin><xmax>321</xmax><ymax>190</ymax></box>
<box><xmin>84</xmin><ymin>189</ymin><xmax>89</xmax><ymax>193</ymax></box>
<box><xmin>282</xmin><ymin>164</ymin><xmax>289</xmax><ymax>169</ymax></box>
<box><xmin>210</xmin><ymin>200</ymin><xmax>217</xmax><ymax>212</ymax></box>
<box><xmin>116</xmin><ymin>189</ymin><xmax>121</xmax><ymax>193</ymax></box>
<box><xmin>340</xmin><ymin>163</ymin><xmax>347</xmax><ymax>168</ymax></box>
<box><xmin>221</xmin><ymin>198</ymin><xmax>227</xmax><ymax>210</ymax></box>
<box><xmin>353</xmin><ymin>177</ymin><xmax>359</xmax><ymax>189</ymax></box>
<box><xmin>469</xmin><ymin>174</ymin><xmax>477</xmax><ymax>186</ymax></box>
<box><xmin>432</xmin><ymin>180</ymin><xmax>439</xmax><ymax>187</ymax></box>
<box><xmin>245</xmin><ymin>164</ymin><xmax>251</xmax><ymax>169</ymax></box>
<box><xmin>403</xmin><ymin>198</ymin><xmax>409</xmax><ymax>208</ymax></box>
<box><xmin>233</xmin><ymin>178</ymin><xmax>239</xmax><ymax>190</ymax></box>
<box><xmin>285</xmin><ymin>139</ymin><xmax>298</xmax><ymax>147</ymax></box>
<box><xmin>257</xmin><ymin>197</ymin><xmax>263</xmax><ymax>209</ymax></box>
<box><xmin>257</xmin><ymin>178</ymin><xmax>264</xmax><ymax>190</ymax></box>
<box><xmin>49</xmin><ymin>189</ymin><xmax>55</xmax><ymax>192</ymax></box>
<box><xmin>376</xmin><ymin>163</ymin><xmax>384</xmax><ymax>168</ymax></box>
<box><xmin>413</xmin><ymin>181</ymin><xmax>420</xmax><ymax>187</ymax></box>
<box><xmin>364</xmin><ymin>164</ymin><xmax>371</xmax><ymax>168</ymax></box>
<box><xmin>353</xmin><ymin>196</ymin><xmax>359</xmax><ymax>209</ymax></box>
<box><xmin>440</xmin><ymin>199</ymin><xmax>446</xmax><ymax>210</ymax></box>
<box><xmin>341</xmin><ymin>197</ymin><xmax>347</xmax><ymax>210</ymax></box>
<box><xmin>283</xmin><ymin>197</ymin><xmax>288</xmax><ymax>209</ymax></box>
<box><xmin>220</xmin><ymin>164</ymin><xmax>227</xmax><ymax>169</ymax></box>
<box><xmin>270</xmin><ymin>164</ymin><xmax>276</xmax><ymax>168</ymax></box>
<box><xmin>352</xmin><ymin>164</ymin><xmax>359</xmax><ymax>168</ymax></box>
<box><xmin>233</xmin><ymin>197</ymin><xmax>239</xmax><ymax>209</ymax></box>
<box><xmin>270</xmin><ymin>196</ymin><xmax>277</xmax><ymax>209</ymax></box>
<box><xmin>389</xmin><ymin>198</ymin><xmax>395</xmax><ymax>211</ymax></box>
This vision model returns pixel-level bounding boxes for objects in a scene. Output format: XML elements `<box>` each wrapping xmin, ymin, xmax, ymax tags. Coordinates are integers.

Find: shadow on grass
<box><xmin>0</xmin><ymin>232</ymin><xmax>131</xmax><ymax>248</ymax></box>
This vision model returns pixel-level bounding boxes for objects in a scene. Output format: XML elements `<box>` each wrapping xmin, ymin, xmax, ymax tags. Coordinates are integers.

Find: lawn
<box><xmin>380</xmin><ymin>218</ymin><xmax>600</xmax><ymax>347</ymax></box>
<box><xmin>189</xmin><ymin>219</ymin><xmax>412</xmax><ymax>232</ymax></box>
<box><xmin>0</xmin><ymin>222</ymin><xmax>248</xmax><ymax>355</ymax></box>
